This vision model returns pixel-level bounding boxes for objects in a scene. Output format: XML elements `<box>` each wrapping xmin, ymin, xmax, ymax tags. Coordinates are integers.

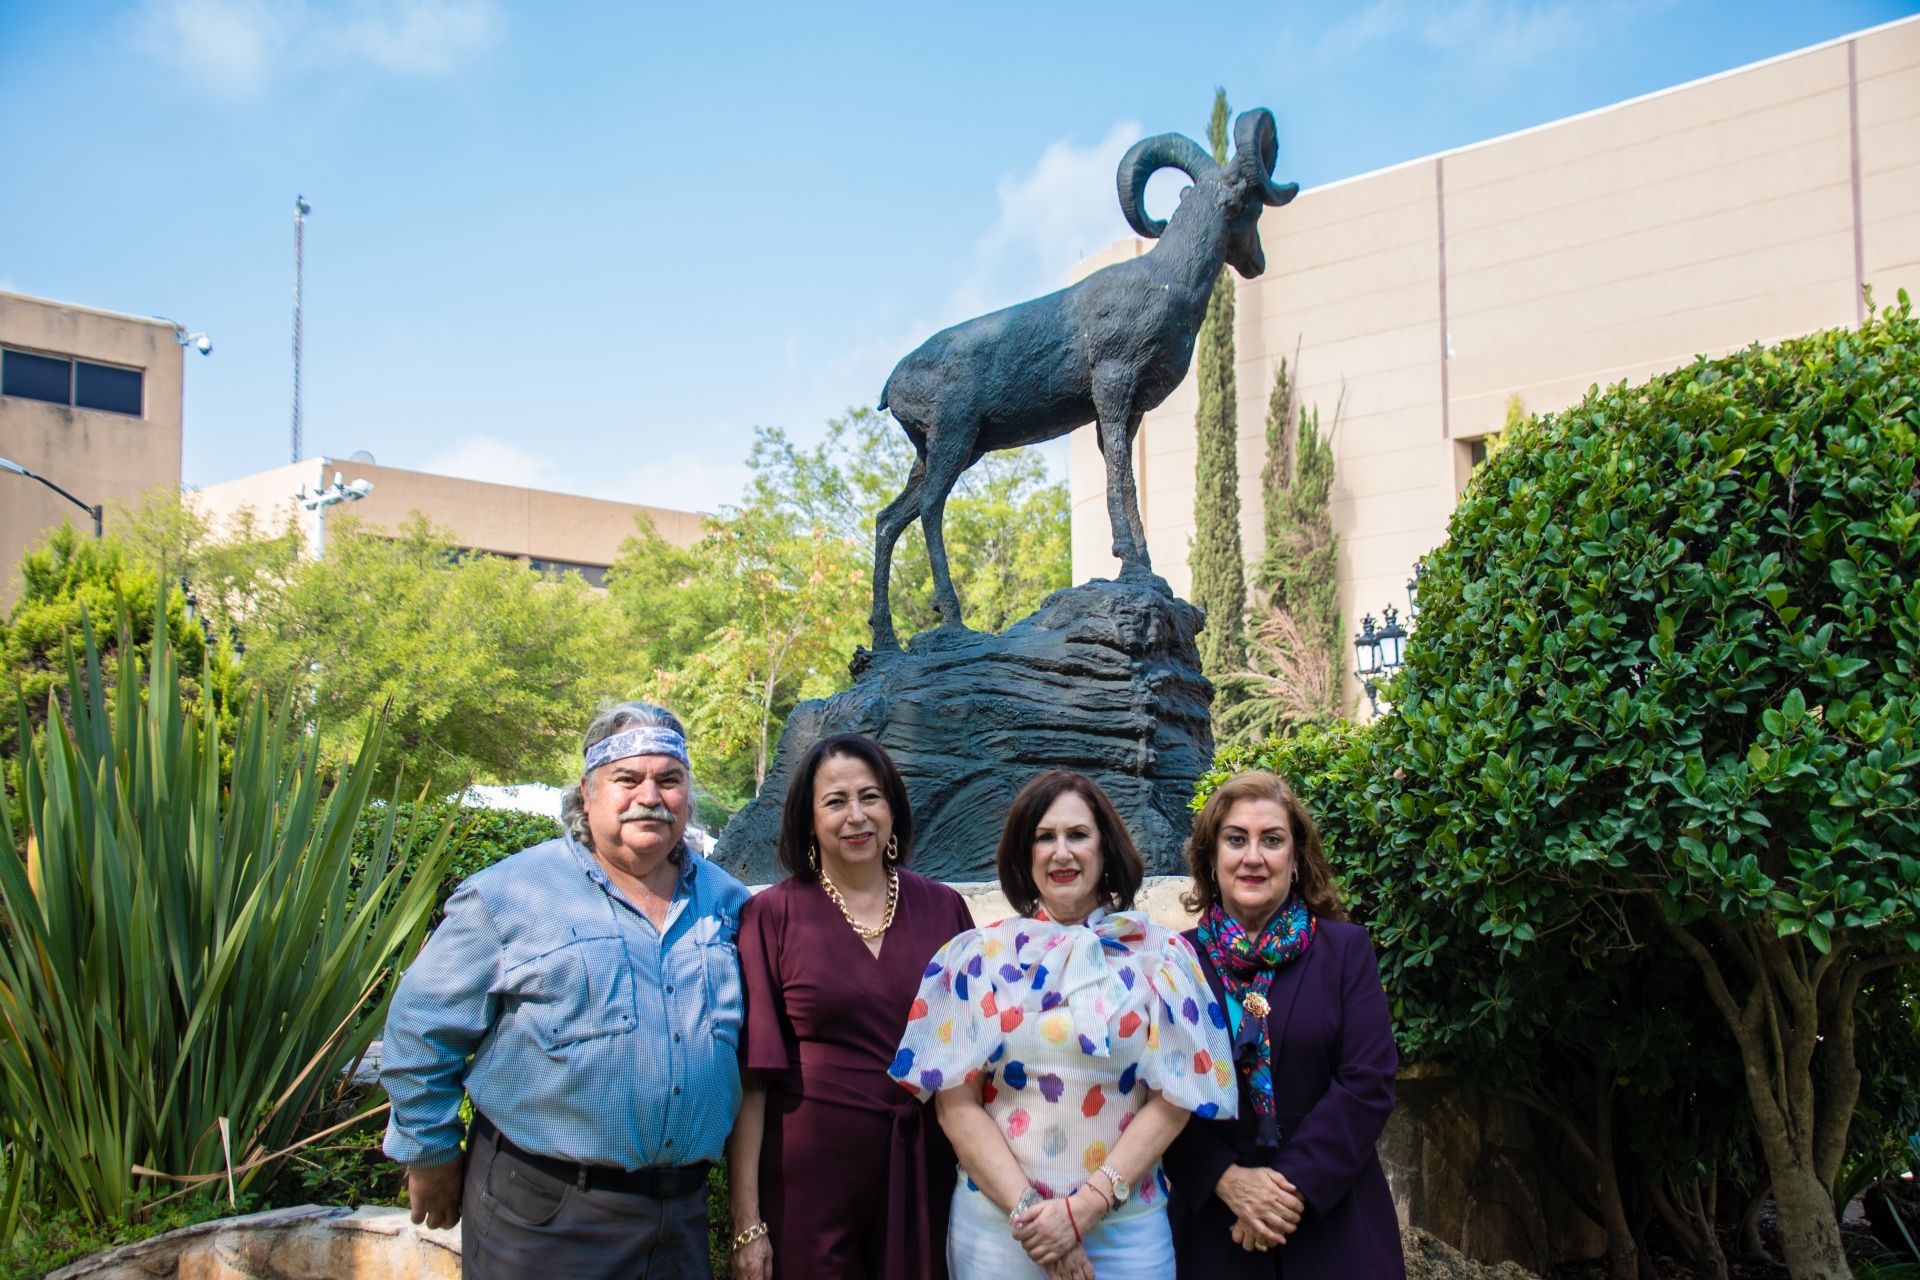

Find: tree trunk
<box><xmin>1594</xmin><ymin>1074</ymin><xmax>1640</xmax><ymax>1280</ymax></box>
<box><xmin>1771</xmin><ymin>1165</ymin><xmax>1850</xmax><ymax>1279</ymax></box>
<box><xmin>1739</xmin><ymin>1182</ymin><xmax>1774</xmax><ymax>1265</ymax></box>
<box><xmin>1665</xmin><ymin>922</ymin><xmax>1858</xmax><ymax>1279</ymax></box>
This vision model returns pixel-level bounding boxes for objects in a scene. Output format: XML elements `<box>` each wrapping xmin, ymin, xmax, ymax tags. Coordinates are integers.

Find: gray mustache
<box><xmin>618</xmin><ymin>804</ymin><xmax>676</xmax><ymax>824</ymax></box>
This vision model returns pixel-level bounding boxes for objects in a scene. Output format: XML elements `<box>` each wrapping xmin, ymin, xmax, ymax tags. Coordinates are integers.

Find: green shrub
<box><xmin>353</xmin><ymin>801</ymin><xmax>560</xmax><ymax>922</ymax></box>
<box><xmin>1204</xmin><ymin>297</ymin><xmax>1920</xmax><ymax>1279</ymax></box>
<box><xmin>0</xmin><ymin>608</ymin><xmax>454</xmax><ymax>1227</ymax></box>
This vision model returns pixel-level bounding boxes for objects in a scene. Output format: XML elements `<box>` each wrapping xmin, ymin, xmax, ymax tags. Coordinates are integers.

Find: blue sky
<box><xmin>3</xmin><ymin>0</ymin><xmax>1914</xmax><ymax>513</ymax></box>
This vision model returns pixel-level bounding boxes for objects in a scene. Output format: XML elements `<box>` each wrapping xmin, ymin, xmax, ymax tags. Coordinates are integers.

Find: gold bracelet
<box><xmin>730</xmin><ymin>1222</ymin><xmax>769</xmax><ymax>1252</ymax></box>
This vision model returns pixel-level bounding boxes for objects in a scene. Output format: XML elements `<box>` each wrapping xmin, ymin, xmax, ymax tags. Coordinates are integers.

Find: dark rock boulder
<box><xmin>714</xmin><ymin>577</ymin><xmax>1213</xmax><ymax>884</ymax></box>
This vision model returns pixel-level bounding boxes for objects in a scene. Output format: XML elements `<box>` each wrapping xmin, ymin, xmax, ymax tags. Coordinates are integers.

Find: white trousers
<box><xmin>946</xmin><ymin>1186</ymin><xmax>1176</xmax><ymax>1280</ymax></box>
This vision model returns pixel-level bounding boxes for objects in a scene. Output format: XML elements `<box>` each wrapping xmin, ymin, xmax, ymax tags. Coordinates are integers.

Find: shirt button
<box><xmin>673</xmin><ymin>1032</ymin><xmax>682</xmax><ymax>1042</ymax></box>
<box><xmin>673</xmin><ymin>1085</ymin><xmax>682</xmax><ymax>1095</ymax></box>
<box><xmin>664</xmin><ymin>1138</ymin><xmax>674</xmax><ymax>1148</ymax></box>
<box><xmin>665</xmin><ymin>984</ymin><xmax>674</xmax><ymax>994</ymax></box>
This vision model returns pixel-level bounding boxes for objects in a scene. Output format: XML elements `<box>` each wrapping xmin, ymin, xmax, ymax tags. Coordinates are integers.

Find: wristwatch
<box><xmin>1096</xmin><ymin>1163</ymin><xmax>1130</xmax><ymax>1205</ymax></box>
<box><xmin>1010</xmin><ymin>1186</ymin><xmax>1043</xmax><ymax>1222</ymax></box>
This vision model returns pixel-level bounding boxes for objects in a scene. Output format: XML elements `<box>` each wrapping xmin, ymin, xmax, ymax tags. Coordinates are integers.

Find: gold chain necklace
<box><xmin>820</xmin><ymin>864</ymin><xmax>899</xmax><ymax>941</ymax></box>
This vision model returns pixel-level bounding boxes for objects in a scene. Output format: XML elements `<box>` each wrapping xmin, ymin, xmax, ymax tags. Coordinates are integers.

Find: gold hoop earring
<box><xmin>885</xmin><ymin>834</ymin><xmax>901</xmax><ymax>865</ymax></box>
<box><xmin>808</xmin><ymin>842</ymin><xmax>820</xmax><ymax>874</ymax></box>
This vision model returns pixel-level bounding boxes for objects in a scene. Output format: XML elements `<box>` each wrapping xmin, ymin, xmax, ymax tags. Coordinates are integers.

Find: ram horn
<box><xmin>1233</xmin><ymin>108</ymin><xmax>1299</xmax><ymax>208</ymax></box>
<box><xmin>1116</xmin><ymin>133</ymin><xmax>1220</xmax><ymax>239</ymax></box>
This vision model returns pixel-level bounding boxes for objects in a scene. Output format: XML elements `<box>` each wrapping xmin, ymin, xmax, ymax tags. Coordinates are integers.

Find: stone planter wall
<box><xmin>50</xmin><ymin>1206</ymin><xmax>458</xmax><ymax>1280</ymax></box>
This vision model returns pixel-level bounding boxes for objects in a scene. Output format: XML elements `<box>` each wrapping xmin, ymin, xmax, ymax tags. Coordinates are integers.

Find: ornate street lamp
<box><xmin>1353</xmin><ymin>614</ymin><xmax>1381</xmax><ymax>678</ymax></box>
<box><xmin>1408</xmin><ymin>561</ymin><xmax>1426</xmax><ymax>622</ymax></box>
<box><xmin>1378</xmin><ymin>605</ymin><xmax>1408</xmax><ymax>673</ymax></box>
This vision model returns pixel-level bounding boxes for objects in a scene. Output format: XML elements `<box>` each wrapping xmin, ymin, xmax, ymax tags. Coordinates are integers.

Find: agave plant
<box><xmin>0</xmin><ymin>609</ymin><xmax>451</xmax><ymax>1223</ymax></box>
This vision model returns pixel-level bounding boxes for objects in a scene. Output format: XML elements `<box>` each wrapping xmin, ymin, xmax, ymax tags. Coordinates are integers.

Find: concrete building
<box><xmin>1</xmin><ymin>291</ymin><xmax>186</xmax><ymax>608</ymax></box>
<box><xmin>1069</xmin><ymin>15</ymin><xmax>1920</xmax><ymax>711</ymax></box>
<box><xmin>193</xmin><ymin>457</ymin><xmax>706</xmax><ymax>586</ymax></box>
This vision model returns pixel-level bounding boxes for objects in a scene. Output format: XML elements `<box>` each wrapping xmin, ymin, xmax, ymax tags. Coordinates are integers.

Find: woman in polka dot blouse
<box><xmin>890</xmin><ymin>770</ymin><xmax>1237</xmax><ymax>1279</ymax></box>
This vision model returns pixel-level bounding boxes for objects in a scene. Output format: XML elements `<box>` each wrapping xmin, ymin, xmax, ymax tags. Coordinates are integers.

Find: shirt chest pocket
<box><xmin>698</xmin><ymin>937</ymin><xmax>744</xmax><ymax>1046</ymax></box>
<box><xmin>505</xmin><ymin>935</ymin><xmax>638</xmax><ymax>1054</ymax></box>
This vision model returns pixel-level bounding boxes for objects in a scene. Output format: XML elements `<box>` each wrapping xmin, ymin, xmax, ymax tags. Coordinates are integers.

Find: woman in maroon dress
<box><xmin>727</xmin><ymin>733</ymin><xmax>975</xmax><ymax>1280</ymax></box>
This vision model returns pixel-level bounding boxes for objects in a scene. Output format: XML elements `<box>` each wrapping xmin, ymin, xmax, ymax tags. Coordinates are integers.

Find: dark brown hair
<box><xmin>776</xmin><ymin>734</ymin><xmax>913</xmax><ymax>882</ymax></box>
<box><xmin>1181</xmin><ymin>770</ymin><xmax>1346</xmax><ymax>920</ymax></box>
<box><xmin>995</xmin><ymin>770</ymin><xmax>1145</xmax><ymax>917</ymax></box>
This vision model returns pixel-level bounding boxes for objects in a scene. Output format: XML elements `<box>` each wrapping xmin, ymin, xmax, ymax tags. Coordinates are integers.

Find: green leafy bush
<box><xmin>0</xmin><ymin>609</ymin><xmax>454</xmax><ymax>1227</ymax></box>
<box><xmin>1204</xmin><ymin>297</ymin><xmax>1920</xmax><ymax>1280</ymax></box>
<box><xmin>352</xmin><ymin>800</ymin><xmax>560</xmax><ymax>921</ymax></box>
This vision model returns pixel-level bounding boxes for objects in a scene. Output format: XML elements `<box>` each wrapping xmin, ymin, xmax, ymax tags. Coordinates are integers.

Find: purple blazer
<box><xmin>1163</xmin><ymin>919</ymin><xmax>1406</xmax><ymax>1280</ymax></box>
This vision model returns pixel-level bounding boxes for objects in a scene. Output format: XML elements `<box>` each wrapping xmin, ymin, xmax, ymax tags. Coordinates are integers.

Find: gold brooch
<box><xmin>1243</xmin><ymin>992</ymin><xmax>1271</xmax><ymax>1020</ymax></box>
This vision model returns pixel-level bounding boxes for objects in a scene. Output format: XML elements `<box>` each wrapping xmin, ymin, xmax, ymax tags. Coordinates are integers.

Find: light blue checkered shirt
<box><xmin>381</xmin><ymin>835</ymin><xmax>750</xmax><ymax>1170</ymax></box>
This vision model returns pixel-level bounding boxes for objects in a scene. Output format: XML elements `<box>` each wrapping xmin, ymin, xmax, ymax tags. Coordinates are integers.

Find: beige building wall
<box><xmin>1</xmin><ymin>292</ymin><xmax>184</xmax><ymax>608</ymax></box>
<box><xmin>194</xmin><ymin>458</ymin><xmax>706</xmax><ymax>585</ymax></box>
<box><xmin>1070</xmin><ymin>15</ymin><xmax>1920</xmax><ymax>713</ymax></box>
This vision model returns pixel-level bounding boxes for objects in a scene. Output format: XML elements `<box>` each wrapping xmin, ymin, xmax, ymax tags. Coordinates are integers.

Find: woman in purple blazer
<box><xmin>1163</xmin><ymin>771</ymin><xmax>1406</xmax><ymax>1279</ymax></box>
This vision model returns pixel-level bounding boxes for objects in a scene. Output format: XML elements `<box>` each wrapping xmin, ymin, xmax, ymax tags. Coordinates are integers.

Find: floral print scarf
<box><xmin>1195</xmin><ymin>896</ymin><xmax>1315</xmax><ymax>1146</ymax></box>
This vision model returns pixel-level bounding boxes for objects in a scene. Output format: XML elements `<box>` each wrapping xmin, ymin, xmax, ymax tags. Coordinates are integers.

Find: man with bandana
<box><xmin>381</xmin><ymin>702</ymin><xmax>750</xmax><ymax>1278</ymax></box>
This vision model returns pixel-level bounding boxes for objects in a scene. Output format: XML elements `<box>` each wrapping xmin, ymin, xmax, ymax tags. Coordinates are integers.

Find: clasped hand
<box><xmin>1218</xmin><ymin>1165</ymin><xmax>1304</xmax><ymax>1252</ymax></box>
<box><xmin>1012</xmin><ymin>1186</ymin><xmax>1105</xmax><ymax>1278</ymax></box>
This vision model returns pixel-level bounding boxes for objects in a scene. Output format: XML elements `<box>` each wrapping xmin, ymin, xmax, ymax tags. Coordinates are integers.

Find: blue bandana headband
<box><xmin>584</xmin><ymin>726</ymin><xmax>689</xmax><ymax>772</ymax></box>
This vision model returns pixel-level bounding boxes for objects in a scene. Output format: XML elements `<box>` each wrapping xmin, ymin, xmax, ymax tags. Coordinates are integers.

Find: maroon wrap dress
<box><xmin>739</xmin><ymin>869</ymin><xmax>974</xmax><ymax>1280</ymax></box>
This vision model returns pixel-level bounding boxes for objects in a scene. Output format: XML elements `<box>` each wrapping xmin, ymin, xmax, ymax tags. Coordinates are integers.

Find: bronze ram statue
<box><xmin>870</xmin><ymin>108</ymin><xmax>1298</xmax><ymax>650</ymax></box>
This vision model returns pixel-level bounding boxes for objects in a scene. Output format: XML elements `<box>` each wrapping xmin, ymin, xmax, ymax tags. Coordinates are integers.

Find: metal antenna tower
<box><xmin>291</xmin><ymin>194</ymin><xmax>312</xmax><ymax>463</ymax></box>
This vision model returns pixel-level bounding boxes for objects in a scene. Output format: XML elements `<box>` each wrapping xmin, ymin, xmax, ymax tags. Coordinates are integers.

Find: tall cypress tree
<box><xmin>1190</xmin><ymin>86</ymin><xmax>1246</xmax><ymax>677</ymax></box>
<box><xmin>1218</xmin><ymin>359</ymin><xmax>1342</xmax><ymax>744</ymax></box>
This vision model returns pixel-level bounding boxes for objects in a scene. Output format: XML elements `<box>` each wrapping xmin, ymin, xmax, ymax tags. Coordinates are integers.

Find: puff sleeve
<box><xmin>1139</xmin><ymin>931</ymin><xmax>1238</xmax><ymax>1119</ymax></box>
<box><xmin>888</xmin><ymin>927</ymin><xmax>1002</xmax><ymax>1100</ymax></box>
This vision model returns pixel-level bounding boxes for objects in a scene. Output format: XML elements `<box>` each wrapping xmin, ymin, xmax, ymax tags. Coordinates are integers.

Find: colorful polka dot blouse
<box><xmin>888</xmin><ymin>907</ymin><xmax>1238</xmax><ymax>1220</ymax></box>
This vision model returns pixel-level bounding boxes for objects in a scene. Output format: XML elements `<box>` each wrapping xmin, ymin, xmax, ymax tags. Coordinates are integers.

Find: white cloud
<box><xmin>422</xmin><ymin>434</ymin><xmax>566</xmax><ymax>490</ymax></box>
<box><xmin>324</xmin><ymin>0</ymin><xmax>501</xmax><ymax>74</ymax></box>
<box><xmin>945</xmin><ymin>119</ymin><xmax>1147</xmax><ymax>323</ymax></box>
<box><xmin>422</xmin><ymin>434</ymin><xmax>748</xmax><ymax>517</ymax></box>
<box><xmin>1320</xmin><ymin>0</ymin><xmax>1588</xmax><ymax>82</ymax></box>
<box><xmin>138</xmin><ymin>0</ymin><xmax>501</xmax><ymax>95</ymax></box>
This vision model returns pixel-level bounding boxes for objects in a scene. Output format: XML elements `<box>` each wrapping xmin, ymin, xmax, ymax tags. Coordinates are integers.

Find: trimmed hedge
<box><xmin>1199</xmin><ymin>298</ymin><xmax>1920</xmax><ymax>1277</ymax></box>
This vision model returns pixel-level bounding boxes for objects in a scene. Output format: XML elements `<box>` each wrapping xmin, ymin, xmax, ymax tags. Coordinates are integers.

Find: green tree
<box><xmin>242</xmin><ymin>516</ymin><xmax>621</xmax><ymax>793</ymax></box>
<box><xmin>1250</xmin><ymin>299</ymin><xmax>1920</xmax><ymax>1279</ymax></box>
<box><xmin>750</xmin><ymin>407</ymin><xmax>1069</xmax><ymax>639</ymax></box>
<box><xmin>1218</xmin><ymin>360</ymin><xmax>1342</xmax><ymax>743</ymax></box>
<box><xmin>1</xmin><ymin>524</ymin><xmax>224</xmax><ymax>732</ymax></box>
<box><xmin>1189</xmin><ymin>86</ymin><xmax>1247</xmax><ymax>679</ymax></box>
<box><xmin>110</xmin><ymin>485</ymin><xmax>302</xmax><ymax>639</ymax></box>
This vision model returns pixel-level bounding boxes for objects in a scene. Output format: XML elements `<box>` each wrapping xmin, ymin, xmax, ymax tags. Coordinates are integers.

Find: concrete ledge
<box><xmin>51</xmin><ymin>1205</ymin><xmax>459</xmax><ymax>1279</ymax></box>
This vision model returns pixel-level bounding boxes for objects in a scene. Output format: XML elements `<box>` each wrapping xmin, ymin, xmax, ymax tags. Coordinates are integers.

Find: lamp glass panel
<box><xmin>1381</xmin><ymin>632</ymin><xmax>1405</xmax><ymax>668</ymax></box>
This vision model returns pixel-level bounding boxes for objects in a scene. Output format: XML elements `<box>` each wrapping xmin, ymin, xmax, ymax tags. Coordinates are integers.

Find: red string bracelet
<box><xmin>1066</xmin><ymin>1195</ymin><xmax>1082</xmax><ymax>1243</ymax></box>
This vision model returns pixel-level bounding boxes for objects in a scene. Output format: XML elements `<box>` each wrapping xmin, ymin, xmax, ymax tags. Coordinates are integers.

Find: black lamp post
<box><xmin>1408</xmin><ymin>561</ymin><xmax>1426</xmax><ymax>622</ymax></box>
<box><xmin>1</xmin><ymin>456</ymin><xmax>102</xmax><ymax>537</ymax></box>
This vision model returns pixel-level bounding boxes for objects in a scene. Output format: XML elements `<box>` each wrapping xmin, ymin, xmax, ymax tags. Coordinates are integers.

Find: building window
<box><xmin>1</xmin><ymin>348</ymin><xmax>144</xmax><ymax>417</ymax></box>
<box><xmin>530</xmin><ymin>558</ymin><xmax>609</xmax><ymax>588</ymax></box>
<box><xmin>2</xmin><ymin>350</ymin><xmax>71</xmax><ymax>404</ymax></box>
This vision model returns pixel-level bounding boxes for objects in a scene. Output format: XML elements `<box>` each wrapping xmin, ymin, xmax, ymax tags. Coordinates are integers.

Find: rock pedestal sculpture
<box><xmin>714</xmin><ymin>577</ymin><xmax>1212</xmax><ymax>884</ymax></box>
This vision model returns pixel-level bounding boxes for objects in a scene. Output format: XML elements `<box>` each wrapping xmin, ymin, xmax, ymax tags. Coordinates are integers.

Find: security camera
<box><xmin>347</xmin><ymin>479</ymin><xmax>373</xmax><ymax>498</ymax></box>
<box><xmin>192</xmin><ymin>334</ymin><xmax>213</xmax><ymax>356</ymax></box>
